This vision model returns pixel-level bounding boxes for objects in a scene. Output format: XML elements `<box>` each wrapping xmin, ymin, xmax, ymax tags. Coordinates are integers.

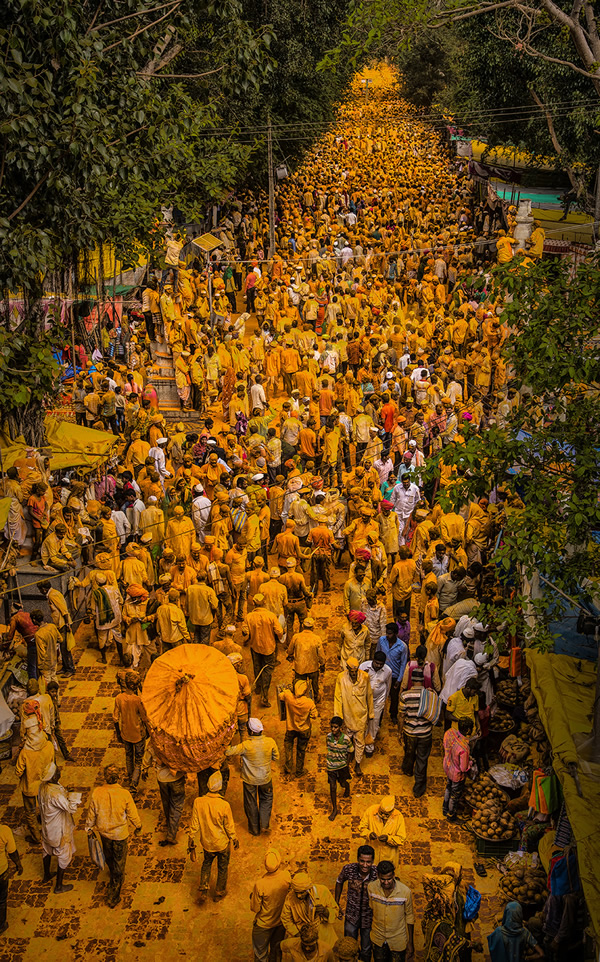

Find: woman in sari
<box><xmin>488</xmin><ymin>902</ymin><xmax>543</xmax><ymax>962</ymax></box>
<box><xmin>422</xmin><ymin>862</ymin><xmax>479</xmax><ymax>962</ymax></box>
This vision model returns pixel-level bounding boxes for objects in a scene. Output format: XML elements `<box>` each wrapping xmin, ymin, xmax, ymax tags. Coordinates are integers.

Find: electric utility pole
<box><xmin>267</xmin><ymin>115</ymin><xmax>275</xmax><ymax>258</ymax></box>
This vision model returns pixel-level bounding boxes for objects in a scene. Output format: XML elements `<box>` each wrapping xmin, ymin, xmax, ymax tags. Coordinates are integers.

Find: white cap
<box><xmin>157</xmin><ymin>437</ymin><xmax>168</xmax><ymax>445</ymax></box>
<box><xmin>248</xmin><ymin>718</ymin><xmax>264</xmax><ymax>734</ymax></box>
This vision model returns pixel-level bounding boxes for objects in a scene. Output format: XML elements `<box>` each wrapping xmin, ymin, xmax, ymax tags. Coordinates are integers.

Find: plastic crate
<box><xmin>474</xmin><ymin>834</ymin><xmax>520</xmax><ymax>857</ymax></box>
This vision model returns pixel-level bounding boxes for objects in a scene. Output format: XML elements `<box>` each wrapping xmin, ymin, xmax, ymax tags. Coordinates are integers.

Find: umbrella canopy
<box><xmin>141</xmin><ymin>644</ymin><xmax>239</xmax><ymax>773</ymax></box>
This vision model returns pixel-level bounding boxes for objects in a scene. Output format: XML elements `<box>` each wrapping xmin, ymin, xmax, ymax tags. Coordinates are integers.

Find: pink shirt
<box><xmin>443</xmin><ymin>728</ymin><xmax>470</xmax><ymax>782</ymax></box>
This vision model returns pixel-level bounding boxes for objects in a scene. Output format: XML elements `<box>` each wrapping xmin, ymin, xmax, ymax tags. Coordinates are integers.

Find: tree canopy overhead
<box><xmin>429</xmin><ymin>255</ymin><xmax>600</xmax><ymax>647</ymax></box>
<box><xmin>320</xmin><ymin>0</ymin><xmax>600</xmax><ymax>212</ymax></box>
<box><xmin>0</xmin><ymin>0</ymin><xmax>351</xmax><ymax>443</ymax></box>
<box><xmin>0</xmin><ymin>0</ymin><xmax>274</xmax><ymax>296</ymax></box>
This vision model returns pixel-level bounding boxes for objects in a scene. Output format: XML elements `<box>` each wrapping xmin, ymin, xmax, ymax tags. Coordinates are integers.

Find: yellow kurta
<box><xmin>188</xmin><ymin>791</ymin><xmax>237</xmax><ymax>852</ymax></box>
<box><xmin>281</xmin><ymin>884</ymin><xmax>339</xmax><ymax>945</ymax></box>
<box><xmin>165</xmin><ymin>516</ymin><xmax>196</xmax><ymax>560</ymax></box>
<box><xmin>358</xmin><ymin>804</ymin><xmax>406</xmax><ymax>867</ymax></box>
<box><xmin>16</xmin><ymin>736</ymin><xmax>55</xmax><ymax>797</ymax></box>
<box><xmin>333</xmin><ymin>669</ymin><xmax>374</xmax><ymax>731</ymax></box>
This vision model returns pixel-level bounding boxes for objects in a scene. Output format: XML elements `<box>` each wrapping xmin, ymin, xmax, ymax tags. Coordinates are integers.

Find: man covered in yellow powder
<box><xmin>86</xmin><ymin>764</ymin><xmax>141</xmax><ymax>908</ymax></box>
<box><xmin>16</xmin><ymin>709</ymin><xmax>55</xmax><ymax>844</ymax></box>
<box><xmin>334</xmin><ymin>657</ymin><xmax>374</xmax><ymax>777</ymax></box>
<box><xmin>528</xmin><ymin>218</ymin><xmax>545</xmax><ymax>258</ymax></box>
<box><xmin>358</xmin><ymin>795</ymin><xmax>406</xmax><ymax>867</ymax></box>
<box><xmin>281</xmin><ymin>923</ymin><xmax>336</xmax><ymax>962</ymax></box>
<box><xmin>250</xmin><ymin>849</ymin><xmax>292</xmax><ymax>962</ymax></box>
<box><xmin>165</xmin><ymin>504</ymin><xmax>196</xmax><ymax>560</ymax></box>
<box><xmin>188</xmin><ymin>771</ymin><xmax>238</xmax><ymax>905</ymax></box>
<box><xmin>281</xmin><ymin>872</ymin><xmax>339</xmax><ymax>947</ymax></box>
<box><xmin>495</xmin><ymin>229</ymin><xmax>515</xmax><ymax>264</ymax></box>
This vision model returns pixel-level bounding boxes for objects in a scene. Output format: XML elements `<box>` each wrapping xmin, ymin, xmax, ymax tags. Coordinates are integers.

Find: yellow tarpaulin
<box><xmin>192</xmin><ymin>232</ymin><xmax>224</xmax><ymax>253</ymax></box>
<box><xmin>525</xmin><ymin>650</ymin><xmax>600</xmax><ymax>944</ymax></box>
<box><xmin>0</xmin><ymin>416</ymin><xmax>117</xmax><ymax>472</ymax></box>
<box><xmin>0</xmin><ymin>498</ymin><xmax>11</xmax><ymax>530</ymax></box>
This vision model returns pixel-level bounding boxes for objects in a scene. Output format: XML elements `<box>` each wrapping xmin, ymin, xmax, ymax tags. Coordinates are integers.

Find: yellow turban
<box><xmin>291</xmin><ymin>871</ymin><xmax>312</xmax><ymax>893</ymax></box>
<box><xmin>427</xmin><ymin>618</ymin><xmax>456</xmax><ymax>650</ymax></box>
<box><xmin>265</xmin><ymin>850</ymin><xmax>282</xmax><ymax>873</ymax></box>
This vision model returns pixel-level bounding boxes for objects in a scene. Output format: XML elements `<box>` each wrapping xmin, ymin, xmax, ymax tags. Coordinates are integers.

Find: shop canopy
<box><xmin>525</xmin><ymin>649</ymin><xmax>600</xmax><ymax>945</ymax></box>
<box><xmin>0</xmin><ymin>416</ymin><xmax>117</xmax><ymax>473</ymax></box>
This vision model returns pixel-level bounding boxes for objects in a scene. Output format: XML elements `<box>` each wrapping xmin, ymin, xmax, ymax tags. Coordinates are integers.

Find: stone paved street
<box><xmin>0</xmin><ymin>571</ymin><xmax>505</xmax><ymax>961</ymax></box>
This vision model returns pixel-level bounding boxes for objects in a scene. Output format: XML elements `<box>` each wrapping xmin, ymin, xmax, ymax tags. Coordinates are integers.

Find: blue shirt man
<box><xmin>376</xmin><ymin>622</ymin><xmax>409</xmax><ymax>724</ymax></box>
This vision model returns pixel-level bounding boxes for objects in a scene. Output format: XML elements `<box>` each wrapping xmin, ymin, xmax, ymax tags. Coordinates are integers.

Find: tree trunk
<box><xmin>7</xmin><ymin>404</ymin><xmax>47</xmax><ymax>446</ymax></box>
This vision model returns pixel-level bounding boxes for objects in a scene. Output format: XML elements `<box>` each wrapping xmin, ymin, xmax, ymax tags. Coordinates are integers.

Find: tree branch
<box><xmin>529</xmin><ymin>88</ymin><xmax>591</xmax><ymax>206</ymax></box>
<box><xmin>139</xmin><ymin>65</ymin><xmax>226</xmax><ymax>79</ymax></box>
<box><xmin>431</xmin><ymin>0</ymin><xmax>528</xmax><ymax>26</ymax></box>
<box><xmin>107</xmin><ymin>125</ymin><xmax>150</xmax><ymax>146</ymax></box>
<box><xmin>86</xmin><ymin>0</ymin><xmax>104</xmax><ymax>34</ymax></box>
<box><xmin>138</xmin><ymin>26</ymin><xmax>183</xmax><ymax>78</ymax></box>
<box><xmin>570</xmin><ymin>0</ymin><xmax>584</xmax><ymax>20</ymax></box>
<box><xmin>138</xmin><ymin>41</ymin><xmax>183</xmax><ymax>76</ymax></box>
<box><xmin>8</xmin><ymin>171</ymin><xmax>50</xmax><ymax>221</ymax></box>
<box><xmin>520</xmin><ymin>39</ymin><xmax>600</xmax><ymax>84</ymax></box>
<box><xmin>91</xmin><ymin>1</ymin><xmax>180</xmax><ymax>32</ymax></box>
<box><xmin>103</xmin><ymin>4</ymin><xmax>182</xmax><ymax>53</ymax></box>
<box><xmin>584</xmin><ymin>1</ymin><xmax>600</xmax><ymax>60</ymax></box>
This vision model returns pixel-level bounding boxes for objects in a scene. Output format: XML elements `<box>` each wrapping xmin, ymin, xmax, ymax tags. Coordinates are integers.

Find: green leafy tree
<box><xmin>0</xmin><ymin>0</ymin><xmax>273</xmax><ymax>444</ymax></box>
<box><xmin>238</xmin><ymin>0</ymin><xmax>356</xmax><ymax>176</ymax></box>
<box><xmin>427</xmin><ymin>256</ymin><xmax>600</xmax><ymax>647</ymax></box>
<box><xmin>320</xmin><ymin>0</ymin><xmax>600</xmax><ymax>211</ymax></box>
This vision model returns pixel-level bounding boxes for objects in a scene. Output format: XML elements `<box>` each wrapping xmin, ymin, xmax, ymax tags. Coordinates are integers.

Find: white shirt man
<box><xmin>390</xmin><ymin>479</ymin><xmax>420</xmax><ymax>524</ymax></box>
<box><xmin>249</xmin><ymin>380</ymin><xmax>267</xmax><ymax>413</ymax></box>
<box><xmin>373</xmin><ymin>456</ymin><xmax>394</xmax><ymax>486</ymax></box>
<box><xmin>447</xmin><ymin>379</ymin><xmax>463</xmax><ymax>405</ymax></box>
<box><xmin>191</xmin><ymin>486</ymin><xmax>212</xmax><ymax>543</ymax></box>
<box><xmin>126</xmin><ymin>496</ymin><xmax>146</xmax><ymax>536</ymax></box>
<box><xmin>360</xmin><ymin>656</ymin><xmax>393</xmax><ymax>754</ymax></box>
<box><xmin>148</xmin><ymin>440</ymin><xmax>171</xmax><ymax>485</ymax></box>
<box><xmin>111</xmin><ymin>508</ymin><xmax>131</xmax><ymax>544</ymax></box>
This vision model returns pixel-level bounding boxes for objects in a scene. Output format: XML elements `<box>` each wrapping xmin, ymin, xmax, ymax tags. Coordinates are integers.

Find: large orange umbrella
<box><xmin>141</xmin><ymin>644</ymin><xmax>239</xmax><ymax>773</ymax></box>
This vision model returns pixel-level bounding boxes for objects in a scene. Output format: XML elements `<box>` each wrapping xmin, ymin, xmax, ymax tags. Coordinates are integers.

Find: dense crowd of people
<box><xmin>0</xmin><ymin>70</ymin><xmax>562</xmax><ymax>962</ymax></box>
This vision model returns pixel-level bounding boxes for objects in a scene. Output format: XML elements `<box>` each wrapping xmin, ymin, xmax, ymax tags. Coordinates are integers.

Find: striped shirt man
<box><xmin>397</xmin><ymin>688</ymin><xmax>433</xmax><ymax>738</ymax></box>
<box><xmin>367</xmin><ymin>878</ymin><xmax>415</xmax><ymax>953</ymax></box>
